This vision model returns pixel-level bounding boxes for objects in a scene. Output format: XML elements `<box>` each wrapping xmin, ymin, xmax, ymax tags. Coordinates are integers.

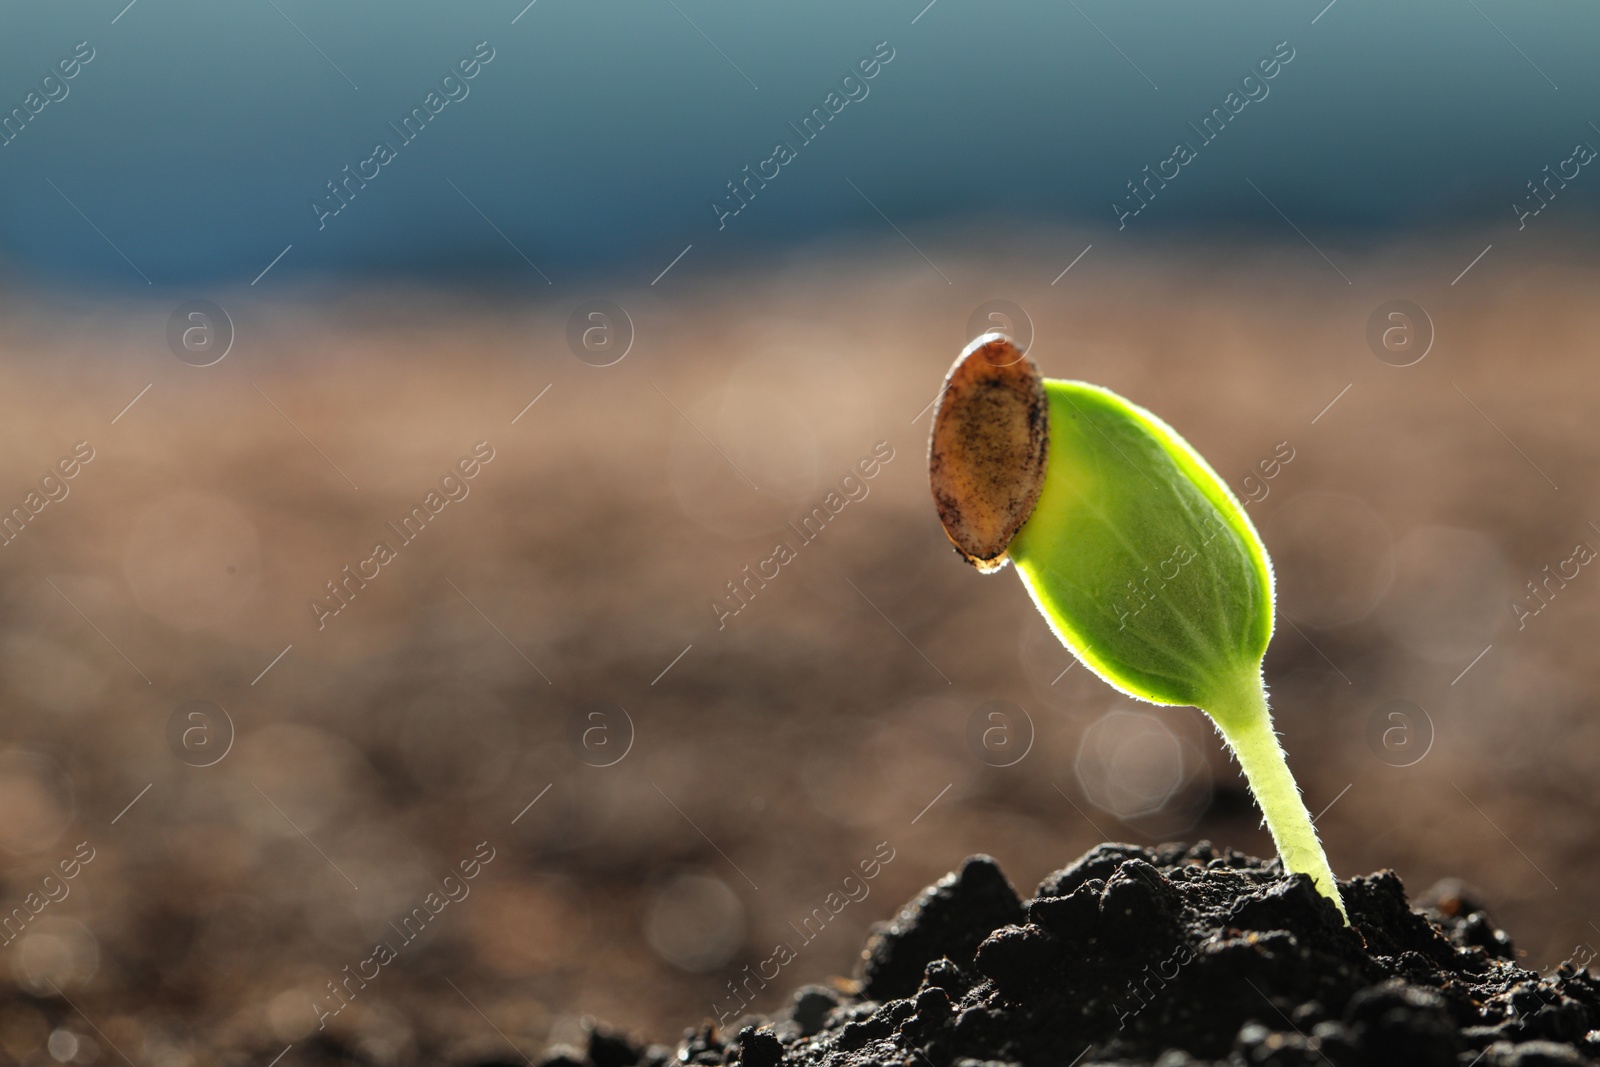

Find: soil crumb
<box><xmin>551</xmin><ymin>844</ymin><xmax>1600</xmax><ymax>1067</ymax></box>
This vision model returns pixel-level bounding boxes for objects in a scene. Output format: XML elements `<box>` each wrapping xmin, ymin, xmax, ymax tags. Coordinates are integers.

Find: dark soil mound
<box><xmin>554</xmin><ymin>843</ymin><xmax>1600</xmax><ymax>1067</ymax></box>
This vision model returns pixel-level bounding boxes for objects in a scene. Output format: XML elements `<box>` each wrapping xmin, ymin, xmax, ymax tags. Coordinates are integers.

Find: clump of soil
<box><xmin>554</xmin><ymin>844</ymin><xmax>1600</xmax><ymax>1067</ymax></box>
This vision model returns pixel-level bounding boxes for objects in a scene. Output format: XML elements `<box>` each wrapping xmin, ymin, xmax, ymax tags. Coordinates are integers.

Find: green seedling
<box><xmin>929</xmin><ymin>334</ymin><xmax>1347</xmax><ymax>922</ymax></box>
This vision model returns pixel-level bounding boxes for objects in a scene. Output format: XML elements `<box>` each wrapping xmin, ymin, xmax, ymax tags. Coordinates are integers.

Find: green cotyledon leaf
<box><xmin>1006</xmin><ymin>379</ymin><xmax>1273</xmax><ymax>710</ymax></box>
<box><xmin>926</xmin><ymin>334</ymin><xmax>1346</xmax><ymax>921</ymax></box>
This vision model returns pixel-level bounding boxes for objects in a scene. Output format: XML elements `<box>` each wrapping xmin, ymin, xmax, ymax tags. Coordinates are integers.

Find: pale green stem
<box><xmin>1206</xmin><ymin>673</ymin><xmax>1349</xmax><ymax>923</ymax></box>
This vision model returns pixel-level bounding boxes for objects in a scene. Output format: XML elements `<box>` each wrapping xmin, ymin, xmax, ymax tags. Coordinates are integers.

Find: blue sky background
<box><xmin>0</xmin><ymin>0</ymin><xmax>1596</xmax><ymax>289</ymax></box>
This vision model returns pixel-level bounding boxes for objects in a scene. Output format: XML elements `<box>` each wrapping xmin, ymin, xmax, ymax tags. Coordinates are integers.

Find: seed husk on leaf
<box><xmin>927</xmin><ymin>333</ymin><xmax>1048</xmax><ymax>573</ymax></box>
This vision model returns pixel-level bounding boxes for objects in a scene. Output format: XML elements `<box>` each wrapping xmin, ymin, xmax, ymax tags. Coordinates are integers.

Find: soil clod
<box><xmin>572</xmin><ymin>843</ymin><xmax>1600</xmax><ymax>1067</ymax></box>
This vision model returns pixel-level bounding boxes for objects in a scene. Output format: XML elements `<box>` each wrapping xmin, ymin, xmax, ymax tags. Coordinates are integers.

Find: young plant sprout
<box><xmin>929</xmin><ymin>334</ymin><xmax>1348</xmax><ymax>922</ymax></box>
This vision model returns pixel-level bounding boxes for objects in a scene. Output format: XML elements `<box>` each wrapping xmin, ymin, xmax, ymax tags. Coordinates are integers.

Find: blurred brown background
<box><xmin>0</xmin><ymin>228</ymin><xmax>1593</xmax><ymax>1065</ymax></box>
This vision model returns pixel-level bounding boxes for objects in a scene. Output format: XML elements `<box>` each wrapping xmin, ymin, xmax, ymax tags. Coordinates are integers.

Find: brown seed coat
<box><xmin>927</xmin><ymin>334</ymin><xmax>1049</xmax><ymax>572</ymax></box>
